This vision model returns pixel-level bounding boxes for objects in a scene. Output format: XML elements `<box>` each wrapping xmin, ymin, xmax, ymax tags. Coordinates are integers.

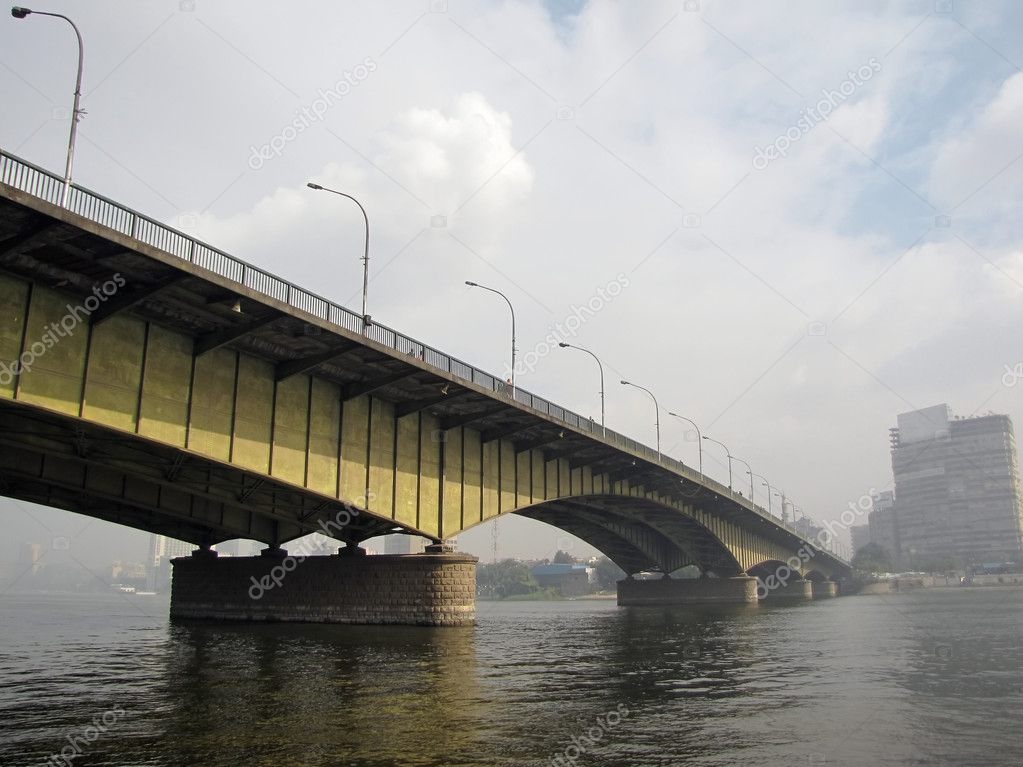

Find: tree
<box><xmin>592</xmin><ymin>556</ymin><xmax>626</xmax><ymax>591</ymax></box>
<box><xmin>552</xmin><ymin>549</ymin><xmax>576</xmax><ymax>564</ymax></box>
<box><xmin>476</xmin><ymin>560</ymin><xmax>539</xmax><ymax>599</ymax></box>
<box><xmin>851</xmin><ymin>542</ymin><xmax>893</xmax><ymax>574</ymax></box>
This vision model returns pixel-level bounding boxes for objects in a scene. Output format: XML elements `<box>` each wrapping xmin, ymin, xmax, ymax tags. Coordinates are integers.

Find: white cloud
<box><xmin>929</xmin><ymin>71</ymin><xmax>1023</xmax><ymax>213</ymax></box>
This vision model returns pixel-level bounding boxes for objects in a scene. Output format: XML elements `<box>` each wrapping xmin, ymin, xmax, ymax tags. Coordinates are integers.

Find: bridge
<box><xmin>0</xmin><ymin>149</ymin><xmax>849</xmax><ymax>624</ymax></box>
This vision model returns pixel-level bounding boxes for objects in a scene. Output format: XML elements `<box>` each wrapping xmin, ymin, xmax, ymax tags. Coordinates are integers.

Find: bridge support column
<box><xmin>617</xmin><ymin>576</ymin><xmax>759</xmax><ymax>606</ymax></box>
<box><xmin>811</xmin><ymin>580</ymin><xmax>839</xmax><ymax>598</ymax></box>
<box><xmin>760</xmin><ymin>578</ymin><xmax>813</xmax><ymax>601</ymax></box>
<box><xmin>169</xmin><ymin>549</ymin><xmax>478</xmax><ymax>626</ymax></box>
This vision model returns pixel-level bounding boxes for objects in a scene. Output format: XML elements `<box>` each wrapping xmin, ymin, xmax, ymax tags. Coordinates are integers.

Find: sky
<box><xmin>1</xmin><ymin>0</ymin><xmax>1021</xmax><ymax>569</ymax></box>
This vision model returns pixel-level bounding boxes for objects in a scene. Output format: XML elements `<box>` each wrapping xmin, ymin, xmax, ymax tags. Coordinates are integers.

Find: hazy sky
<box><xmin>2</xmin><ymin>0</ymin><xmax>1021</xmax><ymax>569</ymax></box>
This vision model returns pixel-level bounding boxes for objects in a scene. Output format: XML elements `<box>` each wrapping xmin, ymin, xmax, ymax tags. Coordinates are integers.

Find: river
<box><xmin>0</xmin><ymin>587</ymin><xmax>1020</xmax><ymax>766</ymax></box>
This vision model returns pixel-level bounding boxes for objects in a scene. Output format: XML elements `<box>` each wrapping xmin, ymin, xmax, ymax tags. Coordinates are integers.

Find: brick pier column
<box><xmin>170</xmin><ymin>549</ymin><xmax>478</xmax><ymax>626</ymax></box>
<box><xmin>810</xmin><ymin>580</ymin><xmax>839</xmax><ymax>598</ymax></box>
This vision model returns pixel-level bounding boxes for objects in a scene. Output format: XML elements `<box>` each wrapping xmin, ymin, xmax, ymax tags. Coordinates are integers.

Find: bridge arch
<box><xmin>452</xmin><ymin>494</ymin><xmax>745</xmax><ymax>577</ymax></box>
<box><xmin>747</xmin><ymin>558</ymin><xmax>801</xmax><ymax>581</ymax></box>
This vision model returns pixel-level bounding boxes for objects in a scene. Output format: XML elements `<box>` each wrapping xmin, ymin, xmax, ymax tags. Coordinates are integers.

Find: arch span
<box><xmin>452</xmin><ymin>495</ymin><xmax>746</xmax><ymax>577</ymax></box>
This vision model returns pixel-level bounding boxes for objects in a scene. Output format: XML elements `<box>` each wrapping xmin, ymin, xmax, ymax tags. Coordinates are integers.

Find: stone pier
<box><xmin>811</xmin><ymin>580</ymin><xmax>839</xmax><ymax>598</ymax></box>
<box><xmin>617</xmin><ymin>576</ymin><xmax>759</xmax><ymax>606</ymax></box>
<box><xmin>761</xmin><ymin>578</ymin><xmax>813</xmax><ymax>601</ymax></box>
<box><xmin>170</xmin><ymin>548</ymin><xmax>478</xmax><ymax>626</ymax></box>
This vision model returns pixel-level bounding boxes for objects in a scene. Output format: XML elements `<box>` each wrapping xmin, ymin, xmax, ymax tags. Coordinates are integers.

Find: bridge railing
<box><xmin>0</xmin><ymin>149</ymin><xmax>846</xmax><ymax>562</ymax></box>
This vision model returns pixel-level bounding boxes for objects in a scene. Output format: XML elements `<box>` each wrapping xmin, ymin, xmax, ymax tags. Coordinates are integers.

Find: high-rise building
<box><xmin>850</xmin><ymin>524</ymin><xmax>871</xmax><ymax>555</ymax></box>
<box><xmin>146</xmin><ymin>534</ymin><xmax>193</xmax><ymax>591</ymax></box>
<box><xmin>18</xmin><ymin>542</ymin><xmax>42</xmax><ymax>576</ymax></box>
<box><xmin>868</xmin><ymin>490</ymin><xmax>899</xmax><ymax>563</ymax></box>
<box><xmin>889</xmin><ymin>405</ymin><xmax>1023</xmax><ymax>568</ymax></box>
<box><xmin>382</xmin><ymin>535</ymin><xmax>427</xmax><ymax>555</ymax></box>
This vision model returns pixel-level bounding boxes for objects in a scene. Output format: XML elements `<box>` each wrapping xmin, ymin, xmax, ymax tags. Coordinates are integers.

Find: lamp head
<box><xmin>620</xmin><ymin>380</ymin><xmax>630</xmax><ymax>385</ymax></box>
<box><xmin>11</xmin><ymin>6</ymin><xmax>32</xmax><ymax>18</ymax></box>
<box><xmin>701</xmin><ymin>435</ymin><xmax>709</xmax><ymax>440</ymax></box>
<box><xmin>464</xmin><ymin>280</ymin><xmax>478</xmax><ymax>287</ymax></box>
<box><xmin>558</xmin><ymin>342</ymin><xmax>570</xmax><ymax>348</ymax></box>
<box><xmin>306</xmin><ymin>182</ymin><xmax>323</xmax><ymax>190</ymax></box>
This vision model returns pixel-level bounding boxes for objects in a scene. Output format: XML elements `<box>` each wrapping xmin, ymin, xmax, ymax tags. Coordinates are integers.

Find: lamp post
<box><xmin>465</xmin><ymin>281</ymin><xmax>516</xmax><ymax>396</ymax></box>
<box><xmin>757</xmin><ymin>478</ymin><xmax>769</xmax><ymax>519</ymax></box>
<box><xmin>620</xmin><ymin>380</ymin><xmax>661</xmax><ymax>460</ymax></box>
<box><xmin>772</xmin><ymin>489</ymin><xmax>788</xmax><ymax>523</ymax></box>
<box><xmin>701</xmin><ymin>435</ymin><xmax>733</xmax><ymax>489</ymax></box>
<box><xmin>306</xmin><ymin>182</ymin><xmax>370</xmax><ymax>330</ymax></box>
<box><xmin>12</xmin><ymin>6</ymin><xmax>84</xmax><ymax>208</ymax></box>
<box><xmin>730</xmin><ymin>455</ymin><xmax>754</xmax><ymax>501</ymax></box>
<box><xmin>750</xmin><ymin>472</ymin><xmax>772</xmax><ymax>515</ymax></box>
<box><xmin>559</xmin><ymin>342</ymin><xmax>604</xmax><ymax>436</ymax></box>
<box><xmin>667</xmin><ymin>411</ymin><xmax>702</xmax><ymax>474</ymax></box>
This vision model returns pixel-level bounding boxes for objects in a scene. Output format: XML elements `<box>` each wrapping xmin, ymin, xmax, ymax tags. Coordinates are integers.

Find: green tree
<box><xmin>592</xmin><ymin>556</ymin><xmax>626</xmax><ymax>591</ymax></box>
<box><xmin>552</xmin><ymin>549</ymin><xmax>576</xmax><ymax>564</ymax></box>
<box><xmin>851</xmin><ymin>542</ymin><xmax>893</xmax><ymax>574</ymax></box>
<box><xmin>476</xmin><ymin>560</ymin><xmax>539</xmax><ymax>599</ymax></box>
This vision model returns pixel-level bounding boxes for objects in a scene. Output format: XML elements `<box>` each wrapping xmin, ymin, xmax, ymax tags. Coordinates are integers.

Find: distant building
<box><xmin>868</xmin><ymin>490</ymin><xmax>899</xmax><ymax>564</ymax></box>
<box><xmin>109</xmin><ymin>561</ymin><xmax>146</xmax><ymax>582</ymax></box>
<box><xmin>146</xmin><ymin>534</ymin><xmax>193</xmax><ymax>591</ymax></box>
<box><xmin>214</xmin><ymin>540</ymin><xmax>244</xmax><ymax>557</ymax></box>
<box><xmin>18</xmin><ymin>542</ymin><xmax>42</xmax><ymax>576</ymax></box>
<box><xmin>850</xmin><ymin>524</ymin><xmax>871</xmax><ymax>554</ymax></box>
<box><xmin>382</xmin><ymin>535</ymin><xmax>427</xmax><ymax>555</ymax></box>
<box><xmin>794</xmin><ymin>516</ymin><xmax>826</xmax><ymax>543</ymax></box>
<box><xmin>530</xmin><ymin>563</ymin><xmax>592</xmax><ymax>596</ymax></box>
<box><xmin>888</xmin><ymin>405</ymin><xmax>1023</xmax><ymax>568</ymax></box>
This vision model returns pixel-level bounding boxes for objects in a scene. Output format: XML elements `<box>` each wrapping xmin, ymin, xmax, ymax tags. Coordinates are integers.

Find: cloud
<box><xmin>929</xmin><ymin>71</ymin><xmax>1023</xmax><ymax>215</ymax></box>
<box><xmin>378</xmin><ymin>91</ymin><xmax>535</xmax><ymax>217</ymax></box>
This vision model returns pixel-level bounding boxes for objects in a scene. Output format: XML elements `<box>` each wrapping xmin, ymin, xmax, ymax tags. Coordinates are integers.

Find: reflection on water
<box><xmin>0</xmin><ymin>588</ymin><xmax>1020</xmax><ymax>766</ymax></box>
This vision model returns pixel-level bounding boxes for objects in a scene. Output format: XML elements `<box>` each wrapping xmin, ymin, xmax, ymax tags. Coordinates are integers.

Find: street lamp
<box><xmin>465</xmin><ymin>281</ymin><xmax>516</xmax><ymax>396</ymax></box>
<box><xmin>757</xmin><ymin>478</ymin><xmax>777</xmax><ymax>519</ymax></box>
<box><xmin>772</xmin><ymin>489</ymin><xmax>789</xmax><ymax>523</ymax></box>
<box><xmin>307</xmin><ymin>182</ymin><xmax>370</xmax><ymax>330</ymax></box>
<box><xmin>667</xmin><ymin>411</ymin><xmax>702</xmax><ymax>474</ymax></box>
<box><xmin>730</xmin><ymin>455</ymin><xmax>754</xmax><ymax>501</ymax></box>
<box><xmin>701</xmin><ymin>435</ymin><xmax>733</xmax><ymax>490</ymax></box>
<box><xmin>559</xmin><ymin>342</ymin><xmax>604</xmax><ymax>436</ymax></box>
<box><xmin>620</xmin><ymin>380</ymin><xmax>661</xmax><ymax>460</ymax></box>
<box><xmin>12</xmin><ymin>6</ymin><xmax>84</xmax><ymax>208</ymax></box>
<box><xmin>749</xmin><ymin>472</ymin><xmax>772</xmax><ymax>515</ymax></box>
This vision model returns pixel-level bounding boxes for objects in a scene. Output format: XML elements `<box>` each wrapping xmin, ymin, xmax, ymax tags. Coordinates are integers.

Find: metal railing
<box><xmin>0</xmin><ymin>149</ymin><xmax>846</xmax><ymax>563</ymax></box>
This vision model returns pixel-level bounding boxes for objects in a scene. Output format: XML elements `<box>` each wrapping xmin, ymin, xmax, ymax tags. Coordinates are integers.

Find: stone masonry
<box><xmin>170</xmin><ymin>550</ymin><xmax>478</xmax><ymax>626</ymax></box>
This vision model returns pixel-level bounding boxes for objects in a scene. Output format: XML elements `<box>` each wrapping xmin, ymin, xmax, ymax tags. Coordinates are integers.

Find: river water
<box><xmin>0</xmin><ymin>587</ymin><xmax>1020</xmax><ymax>766</ymax></box>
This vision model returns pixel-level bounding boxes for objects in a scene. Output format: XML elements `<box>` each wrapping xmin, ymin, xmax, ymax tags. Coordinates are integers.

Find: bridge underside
<box><xmin>0</xmin><ymin>391</ymin><xmax>753</xmax><ymax>577</ymax></box>
<box><xmin>0</xmin><ymin>161</ymin><xmax>851</xmax><ymax>586</ymax></box>
<box><xmin>0</xmin><ymin>398</ymin><xmax>399</xmax><ymax>547</ymax></box>
<box><xmin>518</xmin><ymin>496</ymin><xmax>744</xmax><ymax>576</ymax></box>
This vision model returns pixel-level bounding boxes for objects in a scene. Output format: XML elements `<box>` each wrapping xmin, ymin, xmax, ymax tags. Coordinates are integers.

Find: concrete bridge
<box><xmin>0</xmin><ymin>150</ymin><xmax>849</xmax><ymax>624</ymax></box>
